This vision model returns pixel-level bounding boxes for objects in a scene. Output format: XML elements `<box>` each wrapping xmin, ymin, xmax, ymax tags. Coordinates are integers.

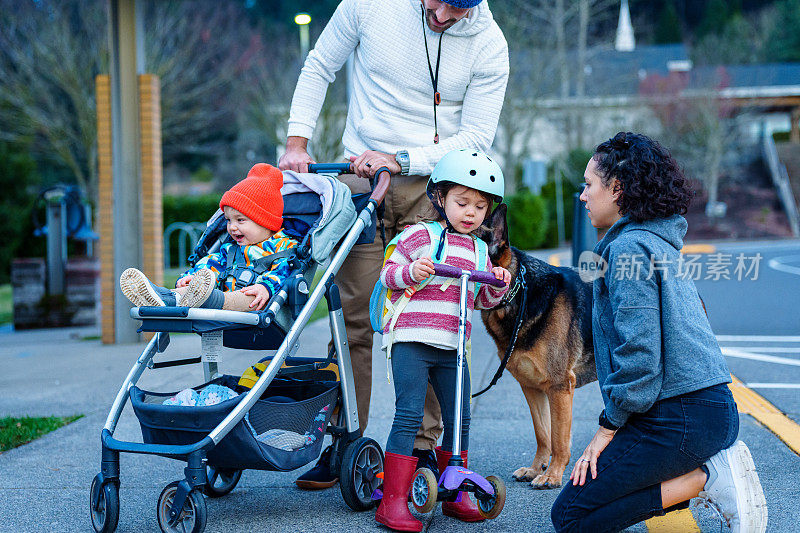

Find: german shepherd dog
<box><xmin>480</xmin><ymin>203</ymin><xmax>597</xmax><ymax>489</ymax></box>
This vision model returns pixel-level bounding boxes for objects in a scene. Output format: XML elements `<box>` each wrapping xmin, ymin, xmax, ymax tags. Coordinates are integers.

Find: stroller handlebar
<box><xmin>307</xmin><ymin>163</ymin><xmax>392</xmax><ymax>205</ymax></box>
<box><xmin>433</xmin><ymin>264</ymin><xmax>506</xmax><ymax>288</ymax></box>
<box><xmin>370</xmin><ymin>166</ymin><xmax>391</xmax><ymax>204</ymax></box>
<box><xmin>308</xmin><ymin>163</ymin><xmax>352</xmax><ymax>174</ymax></box>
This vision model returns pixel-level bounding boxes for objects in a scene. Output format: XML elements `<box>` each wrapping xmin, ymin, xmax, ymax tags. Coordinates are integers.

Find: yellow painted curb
<box><xmin>681</xmin><ymin>244</ymin><xmax>716</xmax><ymax>254</ymax></box>
<box><xmin>729</xmin><ymin>375</ymin><xmax>800</xmax><ymax>455</ymax></box>
<box><xmin>646</xmin><ymin>509</ymin><xmax>701</xmax><ymax>532</ymax></box>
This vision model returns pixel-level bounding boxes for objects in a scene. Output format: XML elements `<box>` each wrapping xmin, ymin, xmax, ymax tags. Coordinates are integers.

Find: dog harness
<box><xmin>472</xmin><ymin>262</ymin><xmax>527</xmax><ymax>398</ymax></box>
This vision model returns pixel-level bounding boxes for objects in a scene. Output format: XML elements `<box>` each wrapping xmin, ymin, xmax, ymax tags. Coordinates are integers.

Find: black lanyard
<box><xmin>421</xmin><ymin>6</ymin><xmax>443</xmax><ymax>144</ymax></box>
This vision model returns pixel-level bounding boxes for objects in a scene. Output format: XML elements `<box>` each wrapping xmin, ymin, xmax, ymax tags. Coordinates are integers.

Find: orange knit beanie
<box><xmin>219</xmin><ymin>164</ymin><xmax>284</xmax><ymax>231</ymax></box>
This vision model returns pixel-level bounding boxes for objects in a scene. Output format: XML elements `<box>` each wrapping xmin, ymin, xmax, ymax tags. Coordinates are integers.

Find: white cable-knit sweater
<box><xmin>286</xmin><ymin>0</ymin><xmax>509</xmax><ymax>176</ymax></box>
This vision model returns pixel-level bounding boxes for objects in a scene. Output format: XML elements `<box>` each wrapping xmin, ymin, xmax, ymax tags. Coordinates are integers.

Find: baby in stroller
<box><xmin>120</xmin><ymin>163</ymin><xmax>298</xmax><ymax>312</ymax></box>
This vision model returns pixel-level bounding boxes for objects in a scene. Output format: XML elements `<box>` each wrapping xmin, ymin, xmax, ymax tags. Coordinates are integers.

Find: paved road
<box><xmin>1</xmin><ymin>239</ymin><xmax>799</xmax><ymax>532</ymax></box>
<box><xmin>694</xmin><ymin>240</ymin><xmax>800</xmax><ymax>428</ymax></box>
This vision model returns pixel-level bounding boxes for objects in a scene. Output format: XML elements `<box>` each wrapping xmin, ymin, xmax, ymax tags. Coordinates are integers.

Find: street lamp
<box><xmin>294</xmin><ymin>12</ymin><xmax>311</xmax><ymax>63</ymax></box>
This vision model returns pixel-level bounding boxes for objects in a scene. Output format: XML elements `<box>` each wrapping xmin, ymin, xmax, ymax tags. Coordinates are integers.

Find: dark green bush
<box><xmin>541</xmin><ymin>149</ymin><xmax>593</xmax><ymax>248</ymax></box>
<box><xmin>0</xmin><ymin>143</ymin><xmax>41</xmax><ymax>283</ymax></box>
<box><xmin>772</xmin><ymin>131</ymin><xmax>790</xmax><ymax>143</ymax></box>
<box><xmin>163</xmin><ymin>193</ymin><xmax>220</xmax><ymax>229</ymax></box>
<box><xmin>163</xmin><ymin>193</ymin><xmax>220</xmax><ymax>268</ymax></box>
<box><xmin>505</xmin><ymin>190</ymin><xmax>549</xmax><ymax>250</ymax></box>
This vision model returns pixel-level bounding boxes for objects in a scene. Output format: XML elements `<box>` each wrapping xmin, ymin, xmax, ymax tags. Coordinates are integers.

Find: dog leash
<box><xmin>472</xmin><ymin>263</ymin><xmax>527</xmax><ymax>398</ymax></box>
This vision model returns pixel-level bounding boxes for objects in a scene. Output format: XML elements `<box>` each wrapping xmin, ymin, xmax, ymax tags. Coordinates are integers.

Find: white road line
<box><xmin>722</xmin><ymin>347</ymin><xmax>800</xmax><ymax>367</ymax></box>
<box><xmin>717</xmin><ymin>335</ymin><xmax>800</xmax><ymax>343</ymax></box>
<box><xmin>768</xmin><ymin>255</ymin><xmax>800</xmax><ymax>276</ymax></box>
<box><xmin>746</xmin><ymin>383</ymin><xmax>800</xmax><ymax>389</ymax></box>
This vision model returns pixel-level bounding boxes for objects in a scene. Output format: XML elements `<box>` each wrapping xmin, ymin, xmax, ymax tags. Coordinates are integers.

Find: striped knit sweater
<box><xmin>181</xmin><ymin>230</ymin><xmax>298</xmax><ymax>296</ymax></box>
<box><xmin>380</xmin><ymin>223</ymin><xmax>508</xmax><ymax>350</ymax></box>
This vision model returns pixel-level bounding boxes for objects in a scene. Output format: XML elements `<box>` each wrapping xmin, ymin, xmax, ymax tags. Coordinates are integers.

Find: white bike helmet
<box><xmin>427</xmin><ymin>149</ymin><xmax>505</xmax><ymax>203</ymax></box>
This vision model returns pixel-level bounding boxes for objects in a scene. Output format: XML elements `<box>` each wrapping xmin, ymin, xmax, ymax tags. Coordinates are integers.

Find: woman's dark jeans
<box><xmin>385</xmin><ymin>342</ymin><xmax>470</xmax><ymax>456</ymax></box>
<box><xmin>551</xmin><ymin>383</ymin><xmax>738</xmax><ymax>533</ymax></box>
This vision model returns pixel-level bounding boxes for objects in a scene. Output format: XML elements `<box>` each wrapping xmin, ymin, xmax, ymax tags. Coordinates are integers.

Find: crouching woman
<box><xmin>551</xmin><ymin>132</ymin><xmax>767</xmax><ymax>533</ymax></box>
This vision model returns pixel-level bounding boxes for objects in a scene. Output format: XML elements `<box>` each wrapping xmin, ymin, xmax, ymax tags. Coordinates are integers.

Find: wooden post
<box><xmin>791</xmin><ymin>107</ymin><xmax>800</xmax><ymax>144</ymax></box>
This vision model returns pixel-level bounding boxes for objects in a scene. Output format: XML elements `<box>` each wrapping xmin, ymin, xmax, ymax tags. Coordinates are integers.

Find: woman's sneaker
<box><xmin>119</xmin><ymin>268</ymin><xmax>176</xmax><ymax>307</ymax></box>
<box><xmin>699</xmin><ymin>440</ymin><xmax>767</xmax><ymax>533</ymax></box>
<box><xmin>180</xmin><ymin>269</ymin><xmax>217</xmax><ymax>308</ymax></box>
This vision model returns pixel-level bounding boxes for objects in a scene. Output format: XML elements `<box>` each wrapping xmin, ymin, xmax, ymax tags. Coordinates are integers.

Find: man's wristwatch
<box><xmin>395</xmin><ymin>150</ymin><xmax>410</xmax><ymax>175</ymax></box>
<box><xmin>598</xmin><ymin>410</ymin><xmax>620</xmax><ymax>431</ymax></box>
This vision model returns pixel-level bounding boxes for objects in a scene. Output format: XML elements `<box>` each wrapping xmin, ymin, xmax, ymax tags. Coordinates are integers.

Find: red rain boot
<box><xmin>375</xmin><ymin>452</ymin><xmax>423</xmax><ymax>532</ymax></box>
<box><xmin>435</xmin><ymin>447</ymin><xmax>485</xmax><ymax>522</ymax></box>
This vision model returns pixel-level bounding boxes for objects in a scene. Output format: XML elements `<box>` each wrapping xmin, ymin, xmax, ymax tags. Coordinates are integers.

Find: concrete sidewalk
<box><xmin>0</xmin><ymin>312</ymin><xmax>790</xmax><ymax>531</ymax></box>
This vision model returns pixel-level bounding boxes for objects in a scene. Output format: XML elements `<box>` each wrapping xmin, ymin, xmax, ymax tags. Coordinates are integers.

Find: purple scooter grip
<box><xmin>433</xmin><ymin>264</ymin><xmax>506</xmax><ymax>288</ymax></box>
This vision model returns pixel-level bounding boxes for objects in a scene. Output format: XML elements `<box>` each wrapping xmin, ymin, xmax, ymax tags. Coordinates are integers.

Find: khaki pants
<box><xmin>335</xmin><ymin>174</ymin><xmax>443</xmax><ymax>450</ymax></box>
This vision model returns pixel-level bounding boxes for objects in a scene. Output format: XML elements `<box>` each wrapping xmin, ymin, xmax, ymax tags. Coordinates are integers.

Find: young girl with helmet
<box><xmin>375</xmin><ymin>149</ymin><xmax>511</xmax><ymax>532</ymax></box>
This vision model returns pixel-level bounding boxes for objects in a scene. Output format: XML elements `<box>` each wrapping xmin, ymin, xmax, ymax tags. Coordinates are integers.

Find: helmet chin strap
<box><xmin>426</xmin><ymin>188</ymin><xmax>453</xmax><ymax>261</ymax></box>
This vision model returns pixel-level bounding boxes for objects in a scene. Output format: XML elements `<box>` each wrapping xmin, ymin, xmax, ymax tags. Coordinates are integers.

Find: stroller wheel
<box><xmin>204</xmin><ymin>466</ymin><xmax>242</xmax><ymax>498</ymax></box>
<box><xmin>411</xmin><ymin>468</ymin><xmax>438</xmax><ymax>514</ymax></box>
<box><xmin>339</xmin><ymin>437</ymin><xmax>384</xmax><ymax>511</ymax></box>
<box><xmin>157</xmin><ymin>481</ymin><xmax>207</xmax><ymax>533</ymax></box>
<box><xmin>476</xmin><ymin>475</ymin><xmax>506</xmax><ymax>520</ymax></box>
<box><xmin>89</xmin><ymin>475</ymin><xmax>119</xmax><ymax>533</ymax></box>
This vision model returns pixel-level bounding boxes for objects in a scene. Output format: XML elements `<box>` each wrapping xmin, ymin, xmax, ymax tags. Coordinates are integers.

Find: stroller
<box><xmin>90</xmin><ymin>164</ymin><xmax>392</xmax><ymax>533</ymax></box>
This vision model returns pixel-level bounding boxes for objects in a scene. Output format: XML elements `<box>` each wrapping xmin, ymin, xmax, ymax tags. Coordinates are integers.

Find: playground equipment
<box><xmin>32</xmin><ymin>185</ymin><xmax>98</xmax><ymax>296</ymax></box>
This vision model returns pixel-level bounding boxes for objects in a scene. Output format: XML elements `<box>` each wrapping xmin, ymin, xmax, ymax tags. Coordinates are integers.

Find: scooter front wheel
<box><xmin>411</xmin><ymin>468</ymin><xmax>438</xmax><ymax>514</ymax></box>
<box><xmin>477</xmin><ymin>475</ymin><xmax>506</xmax><ymax>519</ymax></box>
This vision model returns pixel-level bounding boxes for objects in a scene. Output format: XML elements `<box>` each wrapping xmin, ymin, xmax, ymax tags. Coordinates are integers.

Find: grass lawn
<box><xmin>0</xmin><ymin>284</ymin><xmax>11</xmax><ymax>325</ymax></box>
<box><xmin>0</xmin><ymin>415</ymin><xmax>83</xmax><ymax>453</ymax></box>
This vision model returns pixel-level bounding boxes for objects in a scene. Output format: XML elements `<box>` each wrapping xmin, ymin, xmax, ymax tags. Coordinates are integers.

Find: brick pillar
<box><xmin>139</xmin><ymin>74</ymin><xmax>163</xmax><ymax>287</ymax></box>
<box><xmin>96</xmin><ymin>73</ymin><xmax>163</xmax><ymax>344</ymax></box>
<box><xmin>96</xmin><ymin>75</ymin><xmax>116</xmax><ymax>344</ymax></box>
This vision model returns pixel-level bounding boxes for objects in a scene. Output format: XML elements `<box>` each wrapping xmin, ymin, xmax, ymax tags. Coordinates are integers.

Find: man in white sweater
<box><xmin>279</xmin><ymin>0</ymin><xmax>508</xmax><ymax>510</ymax></box>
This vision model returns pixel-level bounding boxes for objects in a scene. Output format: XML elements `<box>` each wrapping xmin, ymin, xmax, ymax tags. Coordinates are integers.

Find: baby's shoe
<box><xmin>180</xmin><ymin>269</ymin><xmax>217</xmax><ymax>308</ymax></box>
<box><xmin>699</xmin><ymin>440</ymin><xmax>767</xmax><ymax>533</ymax></box>
<box><xmin>120</xmin><ymin>268</ymin><xmax>177</xmax><ymax>307</ymax></box>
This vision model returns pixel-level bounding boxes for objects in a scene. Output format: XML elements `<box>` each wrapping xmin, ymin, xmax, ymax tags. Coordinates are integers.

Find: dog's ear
<box><xmin>486</xmin><ymin>203</ymin><xmax>510</xmax><ymax>262</ymax></box>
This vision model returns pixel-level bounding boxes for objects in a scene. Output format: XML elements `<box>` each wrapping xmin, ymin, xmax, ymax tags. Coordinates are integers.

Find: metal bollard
<box><xmin>571</xmin><ymin>193</ymin><xmax>597</xmax><ymax>267</ymax></box>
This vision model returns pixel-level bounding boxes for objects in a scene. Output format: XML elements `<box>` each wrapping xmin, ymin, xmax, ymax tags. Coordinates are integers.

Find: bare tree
<box><xmin>0</xmin><ymin>1</ymin><xmax>106</xmax><ymax>200</ymax></box>
<box><xmin>0</xmin><ymin>0</ymin><xmax>258</xmax><ymax>202</ymax></box>
<box><xmin>144</xmin><ymin>1</ymin><xmax>255</xmax><ymax>168</ymax></box>
<box><xmin>491</xmin><ymin>0</ymin><xmax>618</xmax><ymax>185</ymax></box>
<box><xmin>641</xmin><ymin>68</ymin><xmax>739</xmax><ymax>212</ymax></box>
<box><xmin>235</xmin><ymin>19</ymin><xmax>350</xmax><ymax>170</ymax></box>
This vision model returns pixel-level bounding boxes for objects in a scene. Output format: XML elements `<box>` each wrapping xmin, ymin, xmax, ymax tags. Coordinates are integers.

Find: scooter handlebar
<box><xmin>433</xmin><ymin>264</ymin><xmax>506</xmax><ymax>288</ymax></box>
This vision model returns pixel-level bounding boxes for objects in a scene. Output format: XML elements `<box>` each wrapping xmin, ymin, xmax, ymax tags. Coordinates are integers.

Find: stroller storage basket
<box><xmin>130</xmin><ymin>374</ymin><xmax>339</xmax><ymax>471</ymax></box>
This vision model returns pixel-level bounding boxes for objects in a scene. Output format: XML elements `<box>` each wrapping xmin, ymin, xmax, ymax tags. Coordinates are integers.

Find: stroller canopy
<box><xmin>281</xmin><ymin>170</ymin><xmax>356</xmax><ymax>264</ymax></box>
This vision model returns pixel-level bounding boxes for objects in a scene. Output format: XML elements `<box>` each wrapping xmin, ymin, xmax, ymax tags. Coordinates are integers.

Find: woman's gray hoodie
<box><xmin>592</xmin><ymin>215</ymin><xmax>731</xmax><ymax>427</ymax></box>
